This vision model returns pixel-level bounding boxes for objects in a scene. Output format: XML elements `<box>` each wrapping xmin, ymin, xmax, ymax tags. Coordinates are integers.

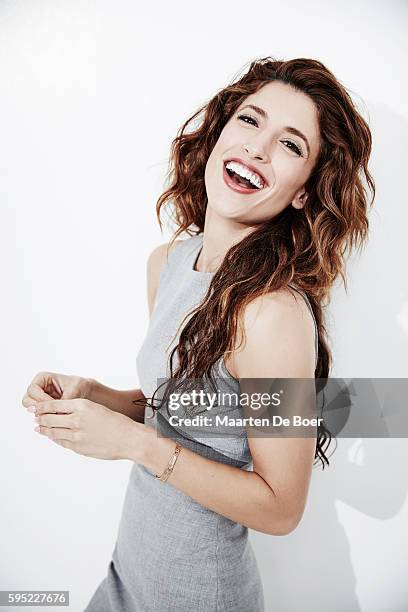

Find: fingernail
<box><xmin>34</xmin><ymin>416</ymin><xmax>39</xmax><ymax>423</ymax></box>
<box><xmin>34</xmin><ymin>426</ymin><xmax>40</xmax><ymax>432</ymax></box>
<box><xmin>27</xmin><ymin>406</ymin><xmax>36</xmax><ymax>413</ymax></box>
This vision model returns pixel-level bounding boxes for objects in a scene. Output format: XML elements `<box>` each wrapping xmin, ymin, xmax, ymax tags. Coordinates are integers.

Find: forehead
<box><xmin>240</xmin><ymin>81</ymin><xmax>320</xmax><ymax>144</ymax></box>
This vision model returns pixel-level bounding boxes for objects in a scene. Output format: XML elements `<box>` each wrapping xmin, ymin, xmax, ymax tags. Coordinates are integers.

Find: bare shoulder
<box><xmin>229</xmin><ymin>287</ymin><xmax>316</xmax><ymax>378</ymax></box>
<box><xmin>243</xmin><ymin>287</ymin><xmax>314</xmax><ymax>330</ymax></box>
<box><xmin>147</xmin><ymin>239</ymin><xmax>183</xmax><ymax>273</ymax></box>
<box><xmin>146</xmin><ymin>240</ymin><xmax>183</xmax><ymax>315</ymax></box>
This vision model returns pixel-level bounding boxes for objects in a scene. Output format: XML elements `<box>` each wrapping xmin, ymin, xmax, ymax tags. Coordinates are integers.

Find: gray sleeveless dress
<box><xmin>84</xmin><ymin>234</ymin><xmax>318</xmax><ymax>612</ymax></box>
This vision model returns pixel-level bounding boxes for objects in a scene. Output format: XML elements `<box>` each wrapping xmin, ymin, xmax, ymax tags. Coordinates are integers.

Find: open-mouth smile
<box><xmin>222</xmin><ymin>158</ymin><xmax>269</xmax><ymax>194</ymax></box>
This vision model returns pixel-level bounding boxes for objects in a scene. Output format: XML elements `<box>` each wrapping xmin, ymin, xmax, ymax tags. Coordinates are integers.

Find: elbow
<box><xmin>265</xmin><ymin>507</ymin><xmax>304</xmax><ymax>537</ymax></box>
<box><xmin>256</xmin><ymin>481</ymin><xmax>307</xmax><ymax>536</ymax></box>
<box><xmin>272</xmin><ymin>516</ymin><xmax>301</xmax><ymax>536</ymax></box>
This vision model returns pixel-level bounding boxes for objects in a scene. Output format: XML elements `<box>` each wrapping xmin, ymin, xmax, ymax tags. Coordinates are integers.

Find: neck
<box><xmin>195</xmin><ymin>206</ymin><xmax>257</xmax><ymax>273</ymax></box>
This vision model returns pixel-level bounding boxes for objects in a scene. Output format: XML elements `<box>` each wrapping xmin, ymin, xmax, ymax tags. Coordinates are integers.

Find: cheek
<box><xmin>205</xmin><ymin>136</ymin><xmax>228</xmax><ymax>181</ymax></box>
<box><xmin>274</xmin><ymin>155</ymin><xmax>307</xmax><ymax>189</ymax></box>
<box><xmin>212</xmin><ymin>124</ymin><xmax>237</xmax><ymax>155</ymax></box>
<box><xmin>204</xmin><ymin>151</ymin><xmax>220</xmax><ymax>194</ymax></box>
<box><xmin>204</xmin><ymin>150</ymin><xmax>216</xmax><ymax>178</ymax></box>
<box><xmin>206</xmin><ymin>139</ymin><xmax>222</xmax><ymax>171</ymax></box>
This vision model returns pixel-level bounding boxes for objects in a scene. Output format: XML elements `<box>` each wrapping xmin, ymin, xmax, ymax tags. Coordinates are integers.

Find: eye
<box><xmin>281</xmin><ymin>139</ymin><xmax>303</xmax><ymax>157</ymax></box>
<box><xmin>237</xmin><ymin>113</ymin><xmax>258</xmax><ymax>127</ymax></box>
<box><xmin>237</xmin><ymin>114</ymin><xmax>304</xmax><ymax>157</ymax></box>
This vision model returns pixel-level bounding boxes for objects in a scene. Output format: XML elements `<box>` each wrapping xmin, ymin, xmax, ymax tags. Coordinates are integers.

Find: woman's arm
<box><xmin>125</xmin><ymin>288</ymin><xmax>317</xmax><ymax>536</ymax></box>
<box><xmin>86</xmin><ymin>380</ymin><xmax>147</xmax><ymax>423</ymax></box>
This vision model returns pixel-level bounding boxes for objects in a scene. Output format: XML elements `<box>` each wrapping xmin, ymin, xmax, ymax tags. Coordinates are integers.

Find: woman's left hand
<box><xmin>30</xmin><ymin>398</ymin><xmax>150</xmax><ymax>461</ymax></box>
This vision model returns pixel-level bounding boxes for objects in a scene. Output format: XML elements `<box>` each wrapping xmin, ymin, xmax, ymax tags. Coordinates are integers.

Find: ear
<box><xmin>291</xmin><ymin>188</ymin><xmax>308</xmax><ymax>210</ymax></box>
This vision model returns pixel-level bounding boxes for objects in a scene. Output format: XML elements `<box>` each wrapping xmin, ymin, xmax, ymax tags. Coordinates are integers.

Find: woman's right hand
<box><xmin>22</xmin><ymin>371</ymin><xmax>93</xmax><ymax>408</ymax></box>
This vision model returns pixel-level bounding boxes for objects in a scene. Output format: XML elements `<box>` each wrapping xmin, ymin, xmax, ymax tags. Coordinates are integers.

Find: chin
<box><xmin>207</xmin><ymin>197</ymin><xmax>255</xmax><ymax>223</ymax></box>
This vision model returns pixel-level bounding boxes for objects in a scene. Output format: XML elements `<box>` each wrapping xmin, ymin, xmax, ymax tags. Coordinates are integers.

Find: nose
<box><xmin>243</xmin><ymin>143</ymin><xmax>269</xmax><ymax>163</ymax></box>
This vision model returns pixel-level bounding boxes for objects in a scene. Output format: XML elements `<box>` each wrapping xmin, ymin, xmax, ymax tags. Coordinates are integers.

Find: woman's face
<box><xmin>204</xmin><ymin>81</ymin><xmax>321</xmax><ymax>224</ymax></box>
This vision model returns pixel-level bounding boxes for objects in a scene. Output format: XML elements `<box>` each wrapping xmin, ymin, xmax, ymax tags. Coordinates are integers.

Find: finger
<box><xmin>22</xmin><ymin>389</ymin><xmax>53</xmax><ymax>409</ymax></box>
<box><xmin>44</xmin><ymin>377</ymin><xmax>63</xmax><ymax>399</ymax></box>
<box><xmin>35</xmin><ymin>414</ymin><xmax>77</xmax><ymax>429</ymax></box>
<box><xmin>34</xmin><ymin>372</ymin><xmax>62</xmax><ymax>398</ymax></box>
<box><xmin>27</xmin><ymin>376</ymin><xmax>58</xmax><ymax>403</ymax></box>
<box><xmin>37</xmin><ymin>426</ymin><xmax>76</xmax><ymax>441</ymax></box>
<box><xmin>23</xmin><ymin>372</ymin><xmax>65</xmax><ymax>409</ymax></box>
<box><xmin>53</xmin><ymin>439</ymin><xmax>71</xmax><ymax>449</ymax></box>
<box><xmin>35</xmin><ymin>400</ymin><xmax>77</xmax><ymax>416</ymax></box>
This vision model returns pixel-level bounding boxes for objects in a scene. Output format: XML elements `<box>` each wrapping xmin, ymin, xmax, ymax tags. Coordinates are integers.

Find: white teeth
<box><xmin>225</xmin><ymin>160</ymin><xmax>264</xmax><ymax>189</ymax></box>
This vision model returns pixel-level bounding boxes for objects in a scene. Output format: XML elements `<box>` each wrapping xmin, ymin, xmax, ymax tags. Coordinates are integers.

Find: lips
<box><xmin>223</xmin><ymin>157</ymin><xmax>269</xmax><ymax>188</ymax></box>
<box><xmin>223</xmin><ymin>164</ymin><xmax>258</xmax><ymax>194</ymax></box>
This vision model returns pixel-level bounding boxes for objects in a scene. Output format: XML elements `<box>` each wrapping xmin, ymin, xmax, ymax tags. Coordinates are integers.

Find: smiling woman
<box><xmin>28</xmin><ymin>56</ymin><xmax>374</xmax><ymax>612</ymax></box>
<box><xmin>117</xmin><ymin>56</ymin><xmax>373</xmax><ymax>610</ymax></box>
<box><xmin>204</xmin><ymin>78</ymin><xmax>322</xmax><ymax>224</ymax></box>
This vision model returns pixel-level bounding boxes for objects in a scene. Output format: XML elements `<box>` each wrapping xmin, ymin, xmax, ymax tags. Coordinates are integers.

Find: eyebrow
<box><xmin>239</xmin><ymin>104</ymin><xmax>311</xmax><ymax>157</ymax></box>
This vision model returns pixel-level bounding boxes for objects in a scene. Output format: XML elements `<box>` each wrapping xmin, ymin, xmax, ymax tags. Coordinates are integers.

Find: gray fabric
<box><xmin>84</xmin><ymin>234</ymin><xmax>319</xmax><ymax>612</ymax></box>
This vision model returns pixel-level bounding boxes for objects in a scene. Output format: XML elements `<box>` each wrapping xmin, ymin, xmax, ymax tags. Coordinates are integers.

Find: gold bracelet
<box><xmin>155</xmin><ymin>442</ymin><xmax>182</xmax><ymax>482</ymax></box>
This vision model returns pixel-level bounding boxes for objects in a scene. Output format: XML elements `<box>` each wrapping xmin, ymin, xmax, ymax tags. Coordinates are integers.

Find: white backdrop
<box><xmin>1</xmin><ymin>1</ymin><xmax>407</xmax><ymax>610</ymax></box>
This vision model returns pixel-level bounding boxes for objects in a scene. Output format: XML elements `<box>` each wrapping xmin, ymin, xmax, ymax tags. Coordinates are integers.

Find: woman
<box><xmin>23</xmin><ymin>57</ymin><xmax>374</xmax><ymax>611</ymax></box>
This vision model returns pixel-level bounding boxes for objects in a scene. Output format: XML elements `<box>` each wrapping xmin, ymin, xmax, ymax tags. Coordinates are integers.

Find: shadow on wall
<box><xmin>250</xmin><ymin>102</ymin><xmax>408</xmax><ymax>612</ymax></box>
<box><xmin>251</xmin><ymin>437</ymin><xmax>407</xmax><ymax>612</ymax></box>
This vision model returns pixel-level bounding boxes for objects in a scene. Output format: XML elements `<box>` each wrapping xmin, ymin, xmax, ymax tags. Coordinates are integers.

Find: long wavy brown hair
<box><xmin>136</xmin><ymin>56</ymin><xmax>375</xmax><ymax>469</ymax></box>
